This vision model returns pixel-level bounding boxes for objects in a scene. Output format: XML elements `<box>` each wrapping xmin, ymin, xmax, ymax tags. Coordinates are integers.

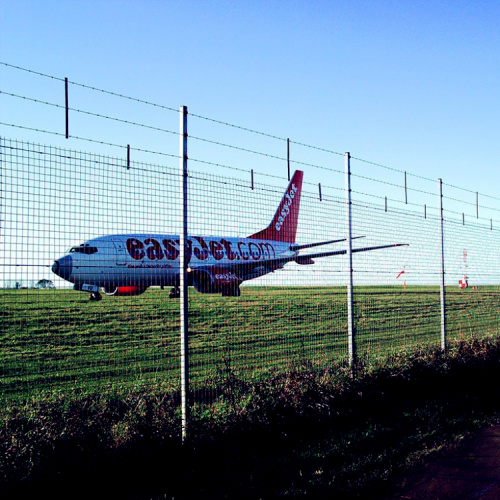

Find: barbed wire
<box><xmin>351</xmin><ymin>190</ymin><xmax>500</xmax><ymax>228</ymax></box>
<box><xmin>444</xmin><ymin>181</ymin><xmax>500</xmax><ymax>202</ymax></box>
<box><xmin>0</xmin><ymin>64</ymin><xmax>342</xmax><ymax>154</ymax></box>
<box><xmin>351</xmin><ymin>155</ymin><xmax>436</xmax><ymax>183</ymax></box>
<box><xmin>0</xmin><ymin>122</ymin><xmax>179</xmax><ymax>161</ymax></box>
<box><xmin>1</xmin><ymin>88</ymin><xmax>343</xmax><ymax>176</ymax></box>
<box><xmin>0</xmin><ymin>62</ymin><xmax>66</xmax><ymax>83</ymax></box>
<box><xmin>0</xmin><ymin>62</ymin><xmax>417</xmax><ymax>183</ymax></box>
<box><xmin>442</xmin><ymin>193</ymin><xmax>500</xmax><ymax>215</ymax></box>
<box><xmin>3</xmin><ymin>117</ymin><xmax>499</xmax><ymax>226</ymax></box>
<box><xmin>2</xmin><ymin>61</ymin><xmax>500</xmax><ymax>208</ymax></box>
<box><xmin>289</xmin><ymin>140</ymin><xmax>344</xmax><ymax>157</ymax></box>
<box><xmin>0</xmin><ymin>61</ymin><xmax>179</xmax><ymax>114</ymax></box>
<box><xmin>0</xmin><ymin>90</ymin><xmax>179</xmax><ymax>136</ymax></box>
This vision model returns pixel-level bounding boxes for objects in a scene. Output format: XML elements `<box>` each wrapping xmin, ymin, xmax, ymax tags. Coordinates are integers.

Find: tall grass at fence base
<box><xmin>2</xmin><ymin>336</ymin><xmax>500</xmax><ymax>498</ymax></box>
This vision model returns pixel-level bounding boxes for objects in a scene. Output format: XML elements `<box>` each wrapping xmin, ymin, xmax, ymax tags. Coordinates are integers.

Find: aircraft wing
<box><xmin>294</xmin><ymin>243</ymin><xmax>409</xmax><ymax>265</ymax></box>
<box><xmin>227</xmin><ymin>243</ymin><xmax>409</xmax><ymax>276</ymax></box>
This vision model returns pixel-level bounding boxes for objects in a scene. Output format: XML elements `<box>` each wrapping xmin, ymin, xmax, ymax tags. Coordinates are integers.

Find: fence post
<box><xmin>179</xmin><ymin>105</ymin><xmax>189</xmax><ymax>441</ymax></box>
<box><xmin>438</xmin><ymin>178</ymin><xmax>446</xmax><ymax>351</ymax></box>
<box><xmin>287</xmin><ymin>138</ymin><xmax>290</xmax><ymax>181</ymax></box>
<box><xmin>65</xmin><ymin>78</ymin><xmax>69</xmax><ymax>139</ymax></box>
<box><xmin>345</xmin><ymin>152</ymin><xmax>356</xmax><ymax>372</ymax></box>
<box><xmin>404</xmin><ymin>171</ymin><xmax>408</xmax><ymax>204</ymax></box>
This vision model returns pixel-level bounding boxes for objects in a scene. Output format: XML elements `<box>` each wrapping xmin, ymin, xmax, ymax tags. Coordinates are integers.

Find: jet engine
<box><xmin>192</xmin><ymin>269</ymin><xmax>241</xmax><ymax>296</ymax></box>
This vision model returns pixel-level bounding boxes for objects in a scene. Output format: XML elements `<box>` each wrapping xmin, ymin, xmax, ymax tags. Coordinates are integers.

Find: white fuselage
<box><xmin>53</xmin><ymin>233</ymin><xmax>295</xmax><ymax>289</ymax></box>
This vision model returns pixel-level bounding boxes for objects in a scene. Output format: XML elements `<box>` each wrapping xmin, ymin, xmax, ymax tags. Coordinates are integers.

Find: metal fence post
<box><xmin>179</xmin><ymin>106</ymin><xmax>189</xmax><ymax>441</ymax></box>
<box><xmin>287</xmin><ymin>138</ymin><xmax>290</xmax><ymax>181</ymax></box>
<box><xmin>345</xmin><ymin>152</ymin><xmax>356</xmax><ymax>372</ymax></box>
<box><xmin>65</xmin><ymin>78</ymin><xmax>69</xmax><ymax>139</ymax></box>
<box><xmin>438</xmin><ymin>178</ymin><xmax>446</xmax><ymax>351</ymax></box>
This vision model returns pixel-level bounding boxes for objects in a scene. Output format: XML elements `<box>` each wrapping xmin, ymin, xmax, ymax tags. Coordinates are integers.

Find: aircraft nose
<box><xmin>52</xmin><ymin>255</ymin><xmax>73</xmax><ymax>281</ymax></box>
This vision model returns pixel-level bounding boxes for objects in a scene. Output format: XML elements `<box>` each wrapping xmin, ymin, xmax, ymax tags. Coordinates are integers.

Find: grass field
<box><xmin>1</xmin><ymin>285</ymin><xmax>499</xmax><ymax>405</ymax></box>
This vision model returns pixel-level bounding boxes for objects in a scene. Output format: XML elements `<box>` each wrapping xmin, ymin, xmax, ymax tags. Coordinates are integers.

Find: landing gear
<box><xmin>169</xmin><ymin>287</ymin><xmax>180</xmax><ymax>299</ymax></box>
<box><xmin>78</xmin><ymin>284</ymin><xmax>102</xmax><ymax>301</ymax></box>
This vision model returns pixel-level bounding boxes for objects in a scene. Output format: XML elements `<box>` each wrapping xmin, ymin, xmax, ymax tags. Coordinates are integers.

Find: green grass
<box><xmin>2</xmin><ymin>338</ymin><xmax>500</xmax><ymax>499</ymax></box>
<box><xmin>1</xmin><ymin>286</ymin><xmax>499</xmax><ymax>498</ymax></box>
<box><xmin>1</xmin><ymin>285</ymin><xmax>499</xmax><ymax>404</ymax></box>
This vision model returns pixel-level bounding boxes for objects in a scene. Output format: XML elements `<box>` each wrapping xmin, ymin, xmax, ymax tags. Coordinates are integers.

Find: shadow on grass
<box><xmin>2</xmin><ymin>337</ymin><xmax>500</xmax><ymax>499</ymax></box>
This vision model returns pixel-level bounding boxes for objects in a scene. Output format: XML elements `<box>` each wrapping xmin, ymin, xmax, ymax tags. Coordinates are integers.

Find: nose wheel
<box><xmin>169</xmin><ymin>287</ymin><xmax>180</xmax><ymax>299</ymax></box>
<box><xmin>89</xmin><ymin>292</ymin><xmax>102</xmax><ymax>301</ymax></box>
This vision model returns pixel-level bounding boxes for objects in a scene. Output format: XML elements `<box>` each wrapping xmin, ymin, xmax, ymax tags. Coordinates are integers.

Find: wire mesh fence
<box><xmin>1</xmin><ymin>64</ymin><xmax>500</xmax><ymax>426</ymax></box>
<box><xmin>2</xmin><ymin>136</ymin><xmax>500</xmax><ymax>411</ymax></box>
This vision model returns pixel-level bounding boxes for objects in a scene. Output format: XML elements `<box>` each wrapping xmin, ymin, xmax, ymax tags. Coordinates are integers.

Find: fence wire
<box><xmin>1</xmin><ymin>137</ymin><xmax>499</xmax><ymax>409</ymax></box>
<box><xmin>1</xmin><ymin>64</ymin><xmax>500</xmax><ymax>415</ymax></box>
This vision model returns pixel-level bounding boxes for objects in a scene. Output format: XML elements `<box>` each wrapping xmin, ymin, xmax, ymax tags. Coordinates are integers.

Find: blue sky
<box><xmin>2</xmin><ymin>0</ymin><xmax>500</xmax><ymax>193</ymax></box>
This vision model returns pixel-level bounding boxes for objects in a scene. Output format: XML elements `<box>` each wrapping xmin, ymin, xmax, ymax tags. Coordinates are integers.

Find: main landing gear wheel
<box><xmin>169</xmin><ymin>287</ymin><xmax>181</xmax><ymax>299</ymax></box>
<box><xmin>89</xmin><ymin>292</ymin><xmax>102</xmax><ymax>301</ymax></box>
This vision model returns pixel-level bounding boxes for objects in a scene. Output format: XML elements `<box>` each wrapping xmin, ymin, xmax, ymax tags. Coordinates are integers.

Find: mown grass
<box><xmin>2</xmin><ymin>337</ymin><xmax>500</xmax><ymax>499</ymax></box>
<box><xmin>1</xmin><ymin>286</ymin><xmax>499</xmax><ymax>497</ymax></box>
<box><xmin>1</xmin><ymin>286</ymin><xmax>499</xmax><ymax>403</ymax></box>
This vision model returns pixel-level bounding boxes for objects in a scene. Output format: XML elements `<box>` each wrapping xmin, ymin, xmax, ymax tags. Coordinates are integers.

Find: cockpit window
<box><xmin>69</xmin><ymin>245</ymin><xmax>98</xmax><ymax>255</ymax></box>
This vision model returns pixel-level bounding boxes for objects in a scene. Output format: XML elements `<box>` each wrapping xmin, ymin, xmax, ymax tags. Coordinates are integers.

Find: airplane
<box><xmin>51</xmin><ymin>170</ymin><xmax>407</xmax><ymax>300</ymax></box>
